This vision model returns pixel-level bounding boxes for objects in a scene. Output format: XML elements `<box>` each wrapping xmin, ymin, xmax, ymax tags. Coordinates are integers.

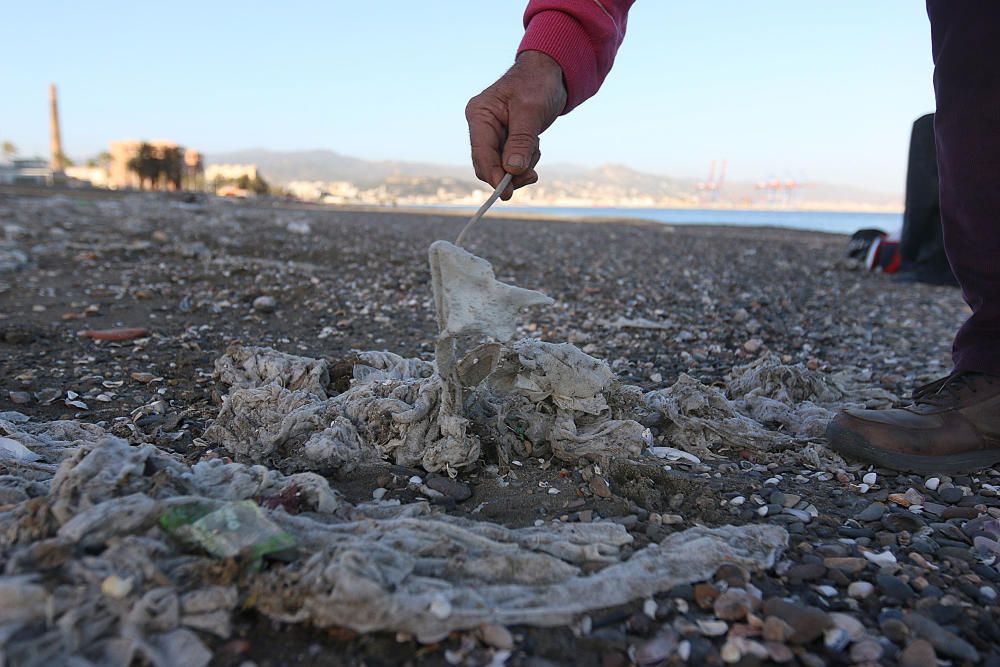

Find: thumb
<box><xmin>501</xmin><ymin>102</ymin><xmax>543</xmax><ymax>176</ymax></box>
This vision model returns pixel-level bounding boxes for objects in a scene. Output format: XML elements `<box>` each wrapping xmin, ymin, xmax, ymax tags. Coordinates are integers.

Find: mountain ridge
<box><xmin>206</xmin><ymin>148</ymin><xmax>901</xmax><ymax>206</ymax></box>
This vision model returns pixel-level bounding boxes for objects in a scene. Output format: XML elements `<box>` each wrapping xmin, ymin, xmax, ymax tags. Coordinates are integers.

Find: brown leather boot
<box><xmin>826</xmin><ymin>372</ymin><xmax>1000</xmax><ymax>474</ymax></box>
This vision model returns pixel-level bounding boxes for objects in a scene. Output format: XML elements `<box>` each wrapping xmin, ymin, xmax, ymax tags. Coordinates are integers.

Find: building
<box><xmin>107</xmin><ymin>140</ymin><xmax>203</xmax><ymax>190</ymax></box>
<box><xmin>0</xmin><ymin>158</ymin><xmax>54</xmax><ymax>186</ymax></box>
<box><xmin>65</xmin><ymin>165</ymin><xmax>110</xmax><ymax>188</ymax></box>
<box><xmin>204</xmin><ymin>163</ymin><xmax>258</xmax><ymax>184</ymax></box>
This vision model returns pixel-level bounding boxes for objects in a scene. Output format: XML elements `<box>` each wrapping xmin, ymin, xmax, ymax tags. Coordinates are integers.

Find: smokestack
<box><xmin>49</xmin><ymin>83</ymin><xmax>64</xmax><ymax>171</ymax></box>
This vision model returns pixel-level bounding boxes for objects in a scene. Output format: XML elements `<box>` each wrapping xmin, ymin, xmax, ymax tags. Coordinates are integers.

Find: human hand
<box><xmin>465</xmin><ymin>50</ymin><xmax>567</xmax><ymax>200</ymax></box>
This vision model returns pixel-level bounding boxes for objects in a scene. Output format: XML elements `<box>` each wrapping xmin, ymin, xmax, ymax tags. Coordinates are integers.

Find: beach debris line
<box><xmin>0</xmin><ymin>411</ymin><xmax>788</xmax><ymax>661</ymax></box>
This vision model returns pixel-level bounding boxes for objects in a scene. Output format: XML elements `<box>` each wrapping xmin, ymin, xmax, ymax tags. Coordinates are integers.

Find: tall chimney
<box><xmin>49</xmin><ymin>83</ymin><xmax>64</xmax><ymax>171</ymax></box>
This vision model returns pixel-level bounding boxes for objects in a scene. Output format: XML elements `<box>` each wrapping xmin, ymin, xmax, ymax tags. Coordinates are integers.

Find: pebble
<box><xmin>784</xmin><ymin>508</ymin><xmax>812</xmax><ymax>523</ymax></box>
<box><xmin>372</xmin><ymin>487</ymin><xmax>387</xmax><ymax>500</ymax></box>
<box><xmin>764</xmin><ymin>641</ymin><xmax>794</xmax><ymax>664</ymax></box>
<box><xmin>823</xmin><ymin>627</ymin><xmax>850</xmax><ymax>652</ymax></box>
<box><xmin>862</xmin><ymin>472</ymin><xmax>877</xmax><ymax>486</ymax></box>
<box><xmin>693</xmin><ymin>583</ymin><xmax>720</xmax><ymax>610</ymax></box>
<box><xmin>695</xmin><ymin>619</ymin><xmax>728</xmax><ymax>637</ymax></box>
<box><xmin>877</xmin><ymin>574</ymin><xmax>915</xmax><ymax>602</ymax></box>
<box><xmin>787</xmin><ymin>562</ymin><xmax>826</xmax><ymax>582</ymax></box>
<box><xmin>938</xmin><ymin>487</ymin><xmax>964</xmax><ymax>504</ymax></box>
<box><xmin>426</xmin><ymin>476</ymin><xmax>472</xmax><ymax>501</ymax></box>
<box><xmin>715</xmin><ymin>563</ymin><xmax>750</xmax><ymax>587</ymax></box>
<box><xmin>477</xmin><ymin>623</ymin><xmax>514</xmax><ymax>650</ymax></box>
<box><xmin>899</xmin><ymin>639</ymin><xmax>937</xmax><ymax>667</ymax></box>
<box><xmin>713</xmin><ymin>589</ymin><xmax>756</xmax><ymax>621</ymax></box>
<box><xmin>880</xmin><ymin>618</ymin><xmax>910</xmax><ymax>643</ymax></box>
<box><xmin>824</xmin><ymin>557</ymin><xmax>867</xmax><ymax>574</ymax></box>
<box><xmin>856</xmin><ymin>502</ymin><xmax>886</xmax><ymax>522</ymax></box>
<box><xmin>850</xmin><ymin>638</ymin><xmax>883</xmax><ymax>663</ymax></box>
<box><xmin>862</xmin><ymin>549</ymin><xmax>897</xmax><ymax>567</ymax></box>
<box><xmin>589</xmin><ymin>476</ymin><xmax>612</xmax><ymax>498</ymax></box>
<box><xmin>830</xmin><ymin>612</ymin><xmax>866</xmax><ymax>641</ymax></box>
<box><xmin>762</xmin><ymin>615</ymin><xmax>796</xmax><ymax>643</ymax></box>
<box><xmin>904</xmin><ymin>613</ymin><xmax>980</xmax><ymax>662</ymax></box>
<box><xmin>252</xmin><ymin>295</ymin><xmax>276</xmax><ymax>313</ymax></box>
<box><xmin>882</xmin><ymin>512</ymin><xmax>925</xmax><ymax>533</ymax></box>
<box><xmin>634</xmin><ymin>631</ymin><xmax>677</xmax><ymax>666</ymax></box>
<box><xmin>100</xmin><ymin>575</ymin><xmax>133</xmax><ymax>599</ymax></box>
<box><xmin>924</xmin><ymin>477</ymin><xmax>940</xmax><ymax>492</ymax></box>
<box><xmin>761</xmin><ymin>598</ymin><xmax>831</xmax><ymax>644</ymax></box>
<box><xmin>848</xmin><ymin>581</ymin><xmax>875</xmax><ymax>599</ymax></box>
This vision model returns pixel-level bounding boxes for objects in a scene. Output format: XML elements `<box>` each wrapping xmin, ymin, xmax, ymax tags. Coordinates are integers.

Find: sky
<box><xmin>2</xmin><ymin>1</ymin><xmax>935</xmax><ymax>194</ymax></box>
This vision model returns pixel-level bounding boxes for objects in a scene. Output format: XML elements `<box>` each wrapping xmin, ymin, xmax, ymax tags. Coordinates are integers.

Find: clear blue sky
<box><xmin>3</xmin><ymin>1</ymin><xmax>934</xmax><ymax>193</ymax></box>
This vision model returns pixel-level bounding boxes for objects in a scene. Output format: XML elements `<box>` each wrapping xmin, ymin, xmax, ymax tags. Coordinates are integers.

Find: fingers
<box><xmin>501</xmin><ymin>100</ymin><xmax>544</xmax><ymax>177</ymax></box>
<box><xmin>500</xmin><ymin>151</ymin><xmax>540</xmax><ymax>200</ymax></box>
<box><xmin>466</xmin><ymin>96</ymin><xmax>508</xmax><ymax>189</ymax></box>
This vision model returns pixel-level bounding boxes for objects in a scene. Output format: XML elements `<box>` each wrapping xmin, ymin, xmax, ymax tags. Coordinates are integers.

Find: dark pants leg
<box><xmin>926</xmin><ymin>2</ymin><xmax>1000</xmax><ymax>374</ymax></box>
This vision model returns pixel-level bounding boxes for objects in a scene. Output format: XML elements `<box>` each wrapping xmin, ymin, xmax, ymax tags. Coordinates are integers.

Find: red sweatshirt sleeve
<box><xmin>518</xmin><ymin>0</ymin><xmax>634</xmax><ymax>113</ymax></box>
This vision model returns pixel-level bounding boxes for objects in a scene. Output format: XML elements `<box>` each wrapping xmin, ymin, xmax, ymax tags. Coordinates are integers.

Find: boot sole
<box><xmin>826</xmin><ymin>422</ymin><xmax>1000</xmax><ymax>475</ymax></box>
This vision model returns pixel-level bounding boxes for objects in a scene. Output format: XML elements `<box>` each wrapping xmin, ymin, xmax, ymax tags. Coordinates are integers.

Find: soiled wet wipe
<box><xmin>0</xmin><ymin>422</ymin><xmax>787</xmax><ymax>661</ymax></box>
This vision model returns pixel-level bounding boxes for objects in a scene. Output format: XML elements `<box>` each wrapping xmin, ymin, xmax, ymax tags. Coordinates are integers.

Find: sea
<box><xmin>437</xmin><ymin>205</ymin><xmax>902</xmax><ymax>236</ymax></box>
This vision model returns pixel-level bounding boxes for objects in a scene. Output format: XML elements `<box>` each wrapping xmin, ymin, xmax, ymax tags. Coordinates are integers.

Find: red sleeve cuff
<box><xmin>517</xmin><ymin>9</ymin><xmax>598</xmax><ymax>114</ymax></box>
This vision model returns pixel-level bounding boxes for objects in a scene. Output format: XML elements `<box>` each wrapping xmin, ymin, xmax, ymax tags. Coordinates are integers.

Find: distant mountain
<box><xmin>206</xmin><ymin>148</ymin><xmax>900</xmax><ymax>208</ymax></box>
<box><xmin>206</xmin><ymin>148</ymin><xmax>470</xmax><ymax>186</ymax></box>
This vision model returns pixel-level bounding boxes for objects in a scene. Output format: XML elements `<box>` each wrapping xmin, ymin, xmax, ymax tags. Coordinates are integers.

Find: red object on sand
<box><xmin>79</xmin><ymin>327</ymin><xmax>151</xmax><ymax>341</ymax></box>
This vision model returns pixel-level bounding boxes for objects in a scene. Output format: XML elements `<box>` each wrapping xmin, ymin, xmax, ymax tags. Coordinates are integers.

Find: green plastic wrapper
<box><xmin>160</xmin><ymin>500</ymin><xmax>295</xmax><ymax>562</ymax></box>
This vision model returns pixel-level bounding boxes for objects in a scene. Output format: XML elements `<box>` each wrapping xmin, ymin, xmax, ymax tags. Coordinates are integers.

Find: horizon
<box><xmin>5</xmin><ymin>2</ymin><xmax>934</xmax><ymax>195</ymax></box>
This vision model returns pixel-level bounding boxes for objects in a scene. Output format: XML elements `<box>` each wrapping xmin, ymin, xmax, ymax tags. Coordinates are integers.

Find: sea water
<box><xmin>446</xmin><ymin>205</ymin><xmax>903</xmax><ymax>236</ymax></box>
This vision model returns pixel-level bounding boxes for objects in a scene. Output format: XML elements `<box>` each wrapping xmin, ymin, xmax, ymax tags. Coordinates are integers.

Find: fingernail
<box><xmin>505</xmin><ymin>154</ymin><xmax>525</xmax><ymax>169</ymax></box>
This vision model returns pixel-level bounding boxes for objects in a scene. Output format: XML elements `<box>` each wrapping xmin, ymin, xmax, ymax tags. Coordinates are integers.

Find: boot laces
<box><xmin>912</xmin><ymin>372</ymin><xmax>981</xmax><ymax>407</ymax></box>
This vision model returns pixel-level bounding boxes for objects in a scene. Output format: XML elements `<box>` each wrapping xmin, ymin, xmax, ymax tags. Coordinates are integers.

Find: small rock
<box><xmin>478</xmin><ymin>623</ymin><xmax>514</xmax><ymax>650</ymax></box>
<box><xmin>857</xmin><ymin>502</ymin><xmax>886</xmax><ymax>522</ymax></box>
<box><xmin>764</xmin><ymin>641</ymin><xmax>794</xmax><ymax>664</ymax></box>
<box><xmin>693</xmin><ymin>583</ymin><xmax>720</xmax><ymax>610</ymax></box>
<box><xmin>713</xmin><ymin>589</ymin><xmax>756</xmax><ymax>621</ymax></box>
<box><xmin>372</xmin><ymin>487</ymin><xmax>387</xmax><ymax>500</ymax></box>
<box><xmin>720</xmin><ymin>639</ymin><xmax>742</xmax><ymax>664</ymax></box>
<box><xmin>904</xmin><ymin>613</ymin><xmax>979</xmax><ymax>662</ymax></box>
<box><xmin>862</xmin><ymin>549</ymin><xmax>897</xmax><ymax>567</ymax></box>
<box><xmin>786</xmin><ymin>562</ymin><xmax>826</xmax><ymax>582</ymax></box>
<box><xmin>862</xmin><ymin>472</ymin><xmax>877</xmax><ymax>486</ymax></box>
<box><xmin>762</xmin><ymin>615</ymin><xmax>796</xmax><ymax>643</ymax></box>
<box><xmin>715</xmin><ymin>563</ymin><xmax>750</xmax><ymax>587</ymax></box>
<box><xmin>8</xmin><ymin>391</ymin><xmax>30</xmax><ymax>405</ymax></box>
<box><xmin>823</xmin><ymin>627</ymin><xmax>850</xmax><ymax>652</ymax></box>
<box><xmin>782</xmin><ymin>494</ymin><xmax>802</xmax><ymax>508</ymax></box>
<box><xmin>590</xmin><ymin>476</ymin><xmax>612</xmax><ymax>498</ymax></box>
<box><xmin>877</xmin><ymin>574</ymin><xmax>915</xmax><ymax>602</ymax></box>
<box><xmin>882</xmin><ymin>513</ymin><xmax>925</xmax><ymax>533</ymax></box>
<box><xmin>829</xmin><ymin>613</ymin><xmax>865</xmax><ymax>642</ymax></box>
<box><xmin>850</xmin><ymin>639</ymin><xmax>883</xmax><ymax>663</ymax></box>
<box><xmin>938</xmin><ymin>487</ymin><xmax>964</xmax><ymax>504</ymax></box>
<box><xmin>880</xmin><ymin>618</ymin><xmax>910</xmax><ymax>643</ymax></box>
<box><xmin>426</xmin><ymin>475</ymin><xmax>472</xmax><ymax>501</ymax></box>
<box><xmin>634</xmin><ymin>631</ymin><xmax>678</xmax><ymax>666</ymax></box>
<box><xmin>924</xmin><ymin>478</ymin><xmax>940</xmax><ymax>492</ymax></box>
<box><xmin>100</xmin><ymin>575</ymin><xmax>133</xmax><ymax>599</ymax></box>
<box><xmin>743</xmin><ymin>338</ymin><xmax>763</xmax><ymax>353</ymax></box>
<box><xmin>761</xmin><ymin>598</ymin><xmax>831</xmax><ymax>644</ymax></box>
<box><xmin>252</xmin><ymin>295</ymin><xmax>276</xmax><ymax>313</ymax></box>
<box><xmin>898</xmin><ymin>639</ymin><xmax>937</xmax><ymax>667</ymax></box>
<box><xmin>696</xmin><ymin>619</ymin><xmax>729</xmax><ymax>637</ymax></box>
<box><xmin>847</xmin><ymin>581</ymin><xmax>875</xmax><ymax>600</ymax></box>
<box><xmin>824</xmin><ymin>557</ymin><xmax>867</xmax><ymax>574</ymax></box>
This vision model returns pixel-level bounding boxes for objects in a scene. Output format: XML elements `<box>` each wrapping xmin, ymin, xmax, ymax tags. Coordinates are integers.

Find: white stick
<box><xmin>454</xmin><ymin>173</ymin><xmax>513</xmax><ymax>247</ymax></box>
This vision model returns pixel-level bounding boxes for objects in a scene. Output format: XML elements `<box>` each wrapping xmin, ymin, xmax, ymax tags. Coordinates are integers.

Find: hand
<box><xmin>466</xmin><ymin>50</ymin><xmax>567</xmax><ymax>200</ymax></box>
